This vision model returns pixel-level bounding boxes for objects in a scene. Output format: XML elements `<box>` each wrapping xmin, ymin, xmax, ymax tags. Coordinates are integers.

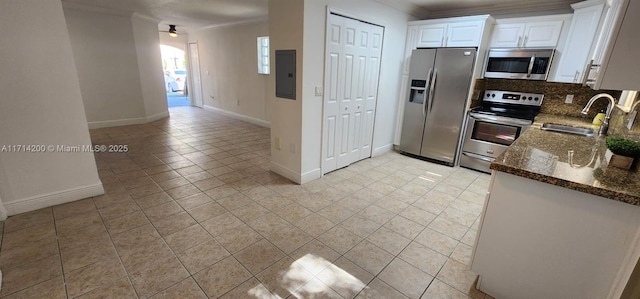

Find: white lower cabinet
<box><xmin>471</xmin><ymin>172</ymin><xmax>640</xmax><ymax>299</ymax></box>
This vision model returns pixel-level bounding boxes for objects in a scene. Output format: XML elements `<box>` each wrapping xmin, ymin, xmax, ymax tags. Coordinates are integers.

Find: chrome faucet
<box><xmin>581</xmin><ymin>93</ymin><xmax>616</xmax><ymax>136</ymax></box>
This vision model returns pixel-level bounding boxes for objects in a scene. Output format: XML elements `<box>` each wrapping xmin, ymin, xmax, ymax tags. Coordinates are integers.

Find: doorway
<box><xmin>321</xmin><ymin>12</ymin><xmax>384</xmax><ymax>174</ymax></box>
<box><xmin>188</xmin><ymin>42</ymin><xmax>203</xmax><ymax>108</ymax></box>
<box><xmin>160</xmin><ymin>45</ymin><xmax>189</xmax><ymax>107</ymax></box>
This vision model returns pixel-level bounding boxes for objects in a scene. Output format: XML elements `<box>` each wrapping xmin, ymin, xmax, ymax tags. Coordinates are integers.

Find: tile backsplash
<box><xmin>471</xmin><ymin>78</ymin><xmax>621</xmax><ymax>118</ymax></box>
<box><xmin>471</xmin><ymin>78</ymin><xmax>640</xmax><ymax>139</ymax></box>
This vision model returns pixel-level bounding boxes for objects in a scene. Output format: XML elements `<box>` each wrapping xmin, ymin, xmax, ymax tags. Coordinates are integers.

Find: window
<box><xmin>257</xmin><ymin>36</ymin><xmax>270</xmax><ymax>74</ymax></box>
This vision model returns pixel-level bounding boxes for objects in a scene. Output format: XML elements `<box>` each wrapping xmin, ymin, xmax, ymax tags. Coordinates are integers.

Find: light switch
<box><xmin>315</xmin><ymin>86</ymin><xmax>323</xmax><ymax>96</ymax></box>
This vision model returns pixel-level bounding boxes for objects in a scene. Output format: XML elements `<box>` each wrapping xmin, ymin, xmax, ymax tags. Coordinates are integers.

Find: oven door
<box><xmin>461</xmin><ymin>113</ymin><xmax>531</xmax><ymax>172</ymax></box>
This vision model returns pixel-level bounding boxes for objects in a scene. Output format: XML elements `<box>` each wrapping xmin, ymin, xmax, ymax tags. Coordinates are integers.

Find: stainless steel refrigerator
<box><xmin>399</xmin><ymin>48</ymin><xmax>476</xmax><ymax>166</ymax></box>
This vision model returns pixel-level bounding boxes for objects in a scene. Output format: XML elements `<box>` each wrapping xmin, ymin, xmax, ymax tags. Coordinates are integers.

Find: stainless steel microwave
<box><xmin>483</xmin><ymin>48</ymin><xmax>555</xmax><ymax>80</ymax></box>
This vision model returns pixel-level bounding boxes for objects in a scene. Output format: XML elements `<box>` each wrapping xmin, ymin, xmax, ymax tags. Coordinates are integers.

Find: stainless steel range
<box><xmin>460</xmin><ymin>90</ymin><xmax>544</xmax><ymax>173</ymax></box>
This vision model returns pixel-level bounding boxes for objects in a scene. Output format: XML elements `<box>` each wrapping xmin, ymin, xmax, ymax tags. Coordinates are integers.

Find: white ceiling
<box><xmin>61</xmin><ymin>0</ymin><xmax>576</xmax><ymax>33</ymax></box>
<box><xmin>62</xmin><ymin>0</ymin><xmax>269</xmax><ymax>33</ymax></box>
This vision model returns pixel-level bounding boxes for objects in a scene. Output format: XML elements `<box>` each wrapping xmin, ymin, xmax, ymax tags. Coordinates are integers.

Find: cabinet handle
<box><xmin>517</xmin><ymin>36</ymin><xmax>522</xmax><ymax>47</ymax></box>
<box><xmin>442</xmin><ymin>36</ymin><xmax>445</xmax><ymax>46</ymax></box>
<box><xmin>582</xmin><ymin>59</ymin><xmax>601</xmax><ymax>87</ymax></box>
<box><xmin>574</xmin><ymin>70</ymin><xmax>580</xmax><ymax>83</ymax></box>
<box><xmin>523</xmin><ymin>35</ymin><xmax>528</xmax><ymax>47</ymax></box>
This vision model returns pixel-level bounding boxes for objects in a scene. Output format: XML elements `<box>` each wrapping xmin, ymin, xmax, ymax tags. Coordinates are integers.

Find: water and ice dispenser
<box><xmin>408</xmin><ymin>79</ymin><xmax>427</xmax><ymax>104</ymax></box>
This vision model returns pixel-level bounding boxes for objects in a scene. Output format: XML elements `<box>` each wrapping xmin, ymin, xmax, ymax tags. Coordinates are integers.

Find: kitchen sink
<box><xmin>540</xmin><ymin>123</ymin><xmax>595</xmax><ymax>138</ymax></box>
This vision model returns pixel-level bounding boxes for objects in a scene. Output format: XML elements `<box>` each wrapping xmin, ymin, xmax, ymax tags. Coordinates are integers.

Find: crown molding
<box><xmin>374</xmin><ymin>0</ymin><xmax>431</xmax><ymax>19</ymax></box>
<box><xmin>194</xmin><ymin>16</ymin><xmax>269</xmax><ymax>32</ymax></box>
<box><xmin>61</xmin><ymin>1</ymin><xmax>134</xmax><ymax>17</ymax></box>
<box><xmin>132</xmin><ymin>12</ymin><xmax>160</xmax><ymax>24</ymax></box>
<box><xmin>571</xmin><ymin>0</ymin><xmax>606</xmax><ymax>10</ymax></box>
<box><xmin>426</xmin><ymin>1</ymin><xmax>573</xmax><ymax>19</ymax></box>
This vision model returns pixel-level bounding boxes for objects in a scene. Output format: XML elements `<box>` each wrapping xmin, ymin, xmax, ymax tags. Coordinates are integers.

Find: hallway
<box><xmin>0</xmin><ymin>106</ymin><xmax>492</xmax><ymax>298</ymax></box>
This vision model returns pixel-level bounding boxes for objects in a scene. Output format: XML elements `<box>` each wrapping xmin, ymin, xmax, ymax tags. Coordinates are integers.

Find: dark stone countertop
<box><xmin>490</xmin><ymin>113</ymin><xmax>640</xmax><ymax>206</ymax></box>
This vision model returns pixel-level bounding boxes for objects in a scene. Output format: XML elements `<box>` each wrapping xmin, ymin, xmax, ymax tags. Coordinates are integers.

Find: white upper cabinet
<box><xmin>551</xmin><ymin>0</ymin><xmax>606</xmax><ymax>83</ymax></box>
<box><xmin>586</xmin><ymin>0</ymin><xmax>640</xmax><ymax>90</ymax></box>
<box><xmin>522</xmin><ymin>20</ymin><xmax>565</xmax><ymax>47</ymax></box>
<box><xmin>416</xmin><ymin>23</ymin><xmax>448</xmax><ymax>48</ymax></box>
<box><xmin>490</xmin><ymin>16</ymin><xmax>569</xmax><ymax>48</ymax></box>
<box><xmin>490</xmin><ymin>23</ymin><xmax>526</xmax><ymax>48</ymax></box>
<box><xmin>403</xmin><ymin>15</ymin><xmax>493</xmax><ymax>75</ymax></box>
<box><xmin>447</xmin><ymin>21</ymin><xmax>486</xmax><ymax>47</ymax></box>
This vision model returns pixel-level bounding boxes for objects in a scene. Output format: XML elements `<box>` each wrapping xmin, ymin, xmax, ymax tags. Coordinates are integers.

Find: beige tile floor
<box><xmin>0</xmin><ymin>106</ymin><xmax>494</xmax><ymax>299</ymax></box>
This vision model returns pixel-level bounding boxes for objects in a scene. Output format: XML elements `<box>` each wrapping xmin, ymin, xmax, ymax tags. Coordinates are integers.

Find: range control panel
<box><xmin>482</xmin><ymin>90</ymin><xmax>544</xmax><ymax>106</ymax></box>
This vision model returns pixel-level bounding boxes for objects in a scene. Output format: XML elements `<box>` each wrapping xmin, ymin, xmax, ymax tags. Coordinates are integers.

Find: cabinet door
<box><xmin>598</xmin><ymin>0</ymin><xmax>640</xmax><ymax>90</ymax></box>
<box><xmin>490</xmin><ymin>23</ymin><xmax>525</xmax><ymax>47</ymax></box>
<box><xmin>552</xmin><ymin>3</ymin><xmax>605</xmax><ymax>83</ymax></box>
<box><xmin>446</xmin><ymin>21</ymin><xmax>483</xmax><ymax>47</ymax></box>
<box><xmin>417</xmin><ymin>24</ymin><xmax>447</xmax><ymax>47</ymax></box>
<box><xmin>522</xmin><ymin>20</ymin><xmax>564</xmax><ymax>47</ymax></box>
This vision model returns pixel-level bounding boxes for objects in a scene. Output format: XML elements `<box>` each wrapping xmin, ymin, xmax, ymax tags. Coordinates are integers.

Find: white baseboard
<box><xmin>373</xmin><ymin>144</ymin><xmax>394</xmax><ymax>157</ymax></box>
<box><xmin>4</xmin><ymin>182</ymin><xmax>104</xmax><ymax>216</ymax></box>
<box><xmin>146</xmin><ymin>111</ymin><xmax>170</xmax><ymax>122</ymax></box>
<box><xmin>269</xmin><ymin>161</ymin><xmax>301</xmax><ymax>184</ymax></box>
<box><xmin>88</xmin><ymin>111</ymin><xmax>169</xmax><ymax>129</ymax></box>
<box><xmin>301</xmin><ymin>168</ymin><xmax>321</xmax><ymax>184</ymax></box>
<box><xmin>203</xmin><ymin>105</ymin><xmax>270</xmax><ymax>128</ymax></box>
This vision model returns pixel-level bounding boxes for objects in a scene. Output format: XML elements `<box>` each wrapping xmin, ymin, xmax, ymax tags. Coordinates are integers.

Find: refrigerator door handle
<box><xmin>427</xmin><ymin>69</ymin><xmax>438</xmax><ymax>115</ymax></box>
<box><xmin>423</xmin><ymin>68</ymin><xmax>433</xmax><ymax>116</ymax></box>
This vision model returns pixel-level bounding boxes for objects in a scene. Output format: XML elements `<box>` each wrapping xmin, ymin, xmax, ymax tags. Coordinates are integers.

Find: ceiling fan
<box><xmin>159</xmin><ymin>25</ymin><xmax>184</xmax><ymax>37</ymax></box>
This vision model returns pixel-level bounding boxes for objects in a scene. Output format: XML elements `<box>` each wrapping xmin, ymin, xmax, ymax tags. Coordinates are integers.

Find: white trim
<box><xmin>373</xmin><ymin>0</ymin><xmax>430</xmax><ymax>19</ymax></box>
<box><xmin>301</xmin><ymin>168</ymin><xmax>322</xmax><ymax>184</ymax></box>
<box><xmin>87</xmin><ymin>112</ymin><xmax>169</xmax><ymax>129</ymax></box>
<box><xmin>270</xmin><ymin>162</ymin><xmax>301</xmax><ymax>184</ymax></box>
<box><xmin>194</xmin><ymin>16</ymin><xmax>268</xmax><ymax>32</ymax></box>
<box><xmin>5</xmin><ymin>182</ymin><xmax>104</xmax><ymax>216</ymax></box>
<box><xmin>61</xmin><ymin>1</ymin><xmax>133</xmax><ymax>17</ymax></box>
<box><xmin>328</xmin><ymin>7</ymin><xmax>389</xmax><ymax>28</ymax></box>
<box><xmin>203</xmin><ymin>105</ymin><xmax>270</xmax><ymax>128</ymax></box>
<box><xmin>146</xmin><ymin>111</ymin><xmax>170</xmax><ymax>122</ymax></box>
<box><xmin>0</xmin><ymin>194</ymin><xmax>7</xmax><ymax>221</ymax></box>
<box><xmin>372</xmin><ymin>144</ymin><xmax>394</xmax><ymax>157</ymax></box>
<box><xmin>429</xmin><ymin>2</ymin><xmax>573</xmax><ymax>19</ymax></box>
<box><xmin>571</xmin><ymin>0</ymin><xmax>606</xmax><ymax>10</ymax></box>
<box><xmin>132</xmin><ymin>12</ymin><xmax>161</xmax><ymax>24</ymax></box>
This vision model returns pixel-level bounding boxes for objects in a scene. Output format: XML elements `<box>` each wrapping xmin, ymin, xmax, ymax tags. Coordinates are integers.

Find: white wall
<box><xmin>191</xmin><ymin>20</ymin><xmax>270</xmax><ymax>123</ymax></box>
<box><xmin>63</xmin><ymin>4</ymin><xmax>147</xmax><ymax>126</ymax></box>
<box><xmin>267</xmin><ymin>0</ymin><xmax>412</xmax><ymax>183</ymax></box>
<box><xmin>268</xmin><ymin>0</ymin><xmax>304</xmax><ymax>182</ymax></box>
<box><xmin>132</xmin><ymin>14</ymin><xmax>169</xmax><ymax>121</ymax></box>
<box><xmin>301</xmin><ymin>0</ymin><xmax>412</xmax><ymax>179</ymax></box>
<box><xmin>0</xmin><ymin>0</ymin><xmax>103</xmax><ymax>216</ymax></box>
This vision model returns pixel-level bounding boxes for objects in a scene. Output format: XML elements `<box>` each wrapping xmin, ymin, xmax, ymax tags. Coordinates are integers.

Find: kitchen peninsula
<box><xmin>470</xmin><ymin>113</ymin><xmax>640</xmax><ymax>299</ymax></box>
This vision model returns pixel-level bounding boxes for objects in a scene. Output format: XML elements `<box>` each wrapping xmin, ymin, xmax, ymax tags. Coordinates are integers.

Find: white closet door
<box><xmin>322</xmin><ymin>13</ymin><xmax>384</xmax><ymax>174</ymax></box>
<box><xmin>359</xmin><ymin>24</ymin><xmax>383</xmax><ymax>161</ymax></box>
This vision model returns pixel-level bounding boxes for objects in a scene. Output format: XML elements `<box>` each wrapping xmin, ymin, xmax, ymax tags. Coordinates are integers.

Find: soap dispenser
<box><xmin>592</xmin><ymin>109</ymin><xmax>605</xmax><ymax>126</ymax></box>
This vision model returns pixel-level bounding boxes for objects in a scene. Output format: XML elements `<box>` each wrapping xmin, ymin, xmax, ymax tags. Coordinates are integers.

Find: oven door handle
<box><xmin>462</xmin><ymin>152</ymin><xmax>496</xmax><ymax>163</ymax></box>
<box><xmin>470</xmin><ymin>114</ymin><xmax>532</xmax><ymax>127</ymax></box>
<box><xmin>527</xmin><ymin>54</ymin><xmax>536</xmax><ymax>78</ymax></box>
